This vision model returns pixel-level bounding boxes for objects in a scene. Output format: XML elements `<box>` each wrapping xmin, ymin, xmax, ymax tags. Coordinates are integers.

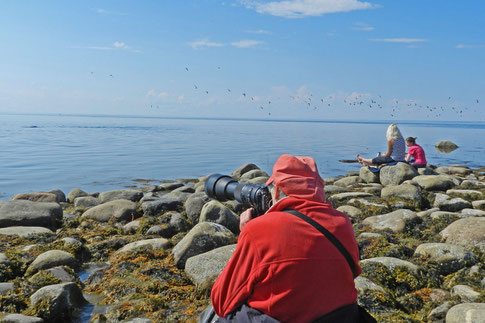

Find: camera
<box><xmin>204</xmin><ymin>174</ymin><xmax>272</xmax><ymax>216</ymax></box>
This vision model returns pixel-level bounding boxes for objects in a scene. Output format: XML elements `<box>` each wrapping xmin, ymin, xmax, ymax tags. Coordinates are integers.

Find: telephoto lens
<box><xmin>204</xmin><ymin>174</ymin><xmax>271</xmax><ymax>216</ymax></box>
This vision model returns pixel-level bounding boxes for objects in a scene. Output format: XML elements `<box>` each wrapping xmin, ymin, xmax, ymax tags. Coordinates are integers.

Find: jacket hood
<box><xmin>266</xmin><ymin>154</ymin><xmax>325</xmax><ymax>202</ymax></box>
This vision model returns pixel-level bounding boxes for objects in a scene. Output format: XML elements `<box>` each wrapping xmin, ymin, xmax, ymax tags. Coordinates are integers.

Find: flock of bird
<box><xmin>144</xmin><ymin>66</ymin><xmax>482</xmax><ymax>120</ymax></box>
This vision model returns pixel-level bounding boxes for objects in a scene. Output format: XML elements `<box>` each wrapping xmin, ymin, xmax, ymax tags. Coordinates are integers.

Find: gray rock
<box><xmin>359</xmin><ymin>167</ymin><xmax>380</xmax><ymax>184</ymax></box>
<box><xmin>62</xmin><ymin>237</ymin><xmax>82</xmax><ymax>248</ymax></box>
<box><xmin>324</xmin><ymin>177</ymin><xmax>338</xmax><ymax>185</ymax></box>
<box><xmin>357</xmin><ymin>232</ymin><xmax>383</xmax><ymax>239</ymax></box>
<box><xmin>361</xmin><ymin>185</ymin><xmax>382</xmax><ymax>195</ymax></box>
<box><xmin>142</xmin><ymin>198</ymin><xmax>183</xmax><ymax>216</ymax></box>
<box><xmin>451</xmin><ymin>285</ymin><xmax>480</xmax><ymax>302</ymax></box>
<box><xmin>381</xmin><ymin>184</ymin><xmax>422</xmax><ymax>204</ymax></box>
<box><xmin>185</xmin><ymin>244</ymin><xmax>236</xmax><ymax>289</ymax></box>
<box><xmin>417</xmin><ymin>166</ymin><xmax>438</xmax><ymax>175</ymax></box>
<box><xmin>82</xmin><ymin>199</ymin><xmax>137</xmax><ymax>222</ymax></box>
<box><xmin>347</xmin><ymin>198</ymin><xmax>388</xmax><ymax>214</ymax></box>
<box><xmin>360</xmin><ymin>257</ymin><xmax>419</xmax><ymax>274</ymax></box>
<box><xmin>67</xmin><ymin>189</ymin><xmax>88</xmax><ymax>203</ymax></box>
<box><xmin>472</xmin><ymin>200</ymin><xmax>485</xmax><ymax>211</ymax></box>
<box><xmin>239</xmin><ymin>169</ymin><xmax>269</xmax><ymax>182</ymax></box>
<box><xmin>0</xmin><ymin>314</ymin><xmax>44</xmax><ymax>323</ymax></box>
<box><xmin>379</xmin><ymin>162</ymin><xmax>418</xmax><ymax>186</ymax></box>
<box><xmin>328</xmin><ymin>192</ymin><xmax>374</xmax><ymax>204</ymax></box>
<box><xmin>157</xmin><ymin>182</ymin><xmax>184</xmax><ymax>191</ymax></box>
<box><xmin>461</xmin><ymin>208</ymin><xmax>485</xmax><ymax>217</ymax></box>
<box><xmin>324</xmin><ymin>185</ymin><xmax>351</xmax><ymax>194</ymax></box>
<box><xmin>460</xmin><ymin>179</ymin><xmax>485</xmax><ymax>189</ymax></box>
<box><xmin>0</xmin><ymin>252</ymin><xmax>11</xmax><ymax>266</ymax></box>
<box><xmin>230</xmin><ymin>163</ymin><xmax>260</xmax><ymax>180</ymax></box>
<box><xmin>10</xmin><ymin>192</ymin><xmax>59</xmax><ymax>203</ymax></box>
<box><xmin>433</xmin><ymin>193</ymin><xmax>451</xmax><ymax>208</ymax></box>
<box><xmin>184</xmin><ymin>192</ymin><xmax>211</xmax><ymax>224</ymax></box>
<box><xmin>439</xmin><ymin>198</ymin><xmax>472</xmax><ymax>212</ymax></box>
<box><xmin>414</xmin><ymin>243</ymin><xmax>477</xmax><ymax>275</ymax></box>
<box><xmin>435</xmin><ymin>140</ymin><xmax>458</xmax><ymax>152</ymax></box>
<box><xmin>162</xmin><ymin>190</ymin><xmax>193</xmax><ymax>203</ymax></box>
<box><xmin>436</xmin><ymin>166</ymin><xmax>471</xmax><ymax>176</ymax></box>
<box><xmin>29</xmin><ymin>282</ymin><xmax>87</xmax><ymax>323</ymax></box>
<box><xmin>445</xmin><ymin>303</ymin><xmax>485</xmax><ymax>323</ymax></box>
<box><xmin>0</xmin><ymin>282</ymin><xmax>14</xmax><ymax>295</ymax></box>
<box><xmin>362</xmin><ymin>209</ymin><xmax>419</xmax><ymax>233</ymax></box>
<box><xmin>47</xmin><ymin>189</ymin><xmax>66</xmax><ymax>203</ymax></box>
<box><xmin>336</xmin><ymin>205</ymin><xmax>363</xmax><ymax>221</ymax></box>
<box><xmin>74</xmin><ymin>196</ymin><xmax>101</xmax><ymax>208</ymax></box>
<box><xmin>0</xmin><ymin>200</ymin><xmax>63</xmax><ymax>229</ymax></box>
<box><xmin>446</xmin><ymin>189</ymin><xmax>483</xmax><ymax>200</ymax></box>
<box><xmin>354</xmin><ymin>276</ymin><xmax>384</xmax><ymax>293</ymax></box>
<box><xmin>416</xmin><ymin>208</ymin><xmax>440</xmax><ymax>218</ymax></box>
<box><xmin>122</xmin><ymin>220</ymin><xmax>141</xmax><ymax>234</ymax></box>
<box><xmin>114</xmin><ymin>238</ymin><xmax>170</xmax><ymax>255</ymax></box>
<box><xmin>172</xmin><ymin>222</ymin><xmax>236</xmax><ymax>269</ymax></box>
<box><xmin>413</xmin><ymin>175</ymin><xmax>457</xmax><ymax>191</ymax></box>
<box><xmin>171</xmin><ymin>184</ymin><xmax>195</xmax><ymax>194</ymax></box>
<box><xmin>334</xmin><ymin>176</ymin><xmax>361</xmax><ymax>187</ymax></box>
<box><xmin>0</xmin><ymin>226</ymin><xmax>54</xmax><ymax>237</ymax></box>
<box><xmin>98</xmin><ymin>189</ymin><xmax>143</xmax><ymax>203</ymax></box>
<box><xmin>440</xmin><ymin>217</ymin><xmax>485</xmax><ymax>251</ymax></box>
<box><xmin>430</xmin><ymin>211</ymin><xmax>460</xmax><ymax>221</ymax></box>
<box><xmin>427</xmin><ymin>301</ymin><xmax>452</xmax><ymax>322</ymax></box>
<box><xmin>200</xmin><ymin>200</ymin><xmax>239</xmax><ymax>234</ymax></box>
<box><xmin>27</xmin><ymin>250</ymin><xmax>78</xmax><ymax>274</ymax></box>
<box><xmin>169</xmin><ymin>212</ymin><xmax>191</xmax><ymax>233</ymax></box>
<box><xmin>44</xmin><ymin>266</ymin><xmax>75</xmax><ymax>283</ymax></box>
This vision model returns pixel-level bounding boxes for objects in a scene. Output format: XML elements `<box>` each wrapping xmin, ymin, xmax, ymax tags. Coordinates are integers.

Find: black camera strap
<box><xmin>282</xmin><ymin>208</ymin><xmax>358</xmax><ymax>277</ymax></box>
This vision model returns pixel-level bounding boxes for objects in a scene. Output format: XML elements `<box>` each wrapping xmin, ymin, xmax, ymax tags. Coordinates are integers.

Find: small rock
<box><xmin>445</xmin><ymin>303</ymin><xmax>485</xmax><ymax>323</ymax></box>
<box><xmin>414</xmin><ymin>243</ymin><xmax>477</xmax><ymax>275</ymax></box>
<box><xmin>82</xmin><ymin>199</ymin><xmax>138</xmax><ymax>222</ymax></box>
<box><xmin>334</xmin><ymin>176</ymin><xmax>361</xmax><ymax>187</ymax></box>
<box><xmin>436</xmin><ymin>166</ymin><xmax>471</xmax><ymax>176</ymax></box>
<box><xmin>362</xmin><ymin>209</ymin><xmax>419</xmax><ymax>233</ymax></box>
<box><xmin>98</xmin><ymin>189</ymin><xmax>143</xmax><ymax>203</ymax></box>
<box><xmin>114</xmin><ymin>238</ymin><xmax>170</xmax><ymax>255</ymax></box>
<box><xmin>427</xmin><ymin>301</ymin><xmax>452</xmax><ymax>322</ymax></box>
<box><xmin>74</xmin><ymin>196</ymin><xmax>101</xmax><ymax>208</ymax></box>
<box><xmin>359</xmin><ymin>167</ymin><xmax>380</xmax><ymax>184</ymax></box>
<box><xmin>440</xmin><ymin>217</ymin><xmax>485</xmax><ymax>251</ymax></box>
<box><xmin>27</xmin><ymin>250</ymin><xmax>78</xmax><ymax>274</ymax></box>
<box><xmin>451</xmin><ymin>285</ymin><xmax>480</xmax><ymax>302</ymax></box>
<box><xmin>0</xmin><ymin>313</ymin><xmax>44</xmax><ymax>323</ymax></box>
<box><xmin>360</xmin><ymin>256</ymin><xmax>420</xmax><ymax>274</ymax></box>
<box><xmin>239</xmin><ymin>169</ymin><xmax>269</xmax><ymax>182</ymax></box>
<box><xmin>472</xmin><ymin>200</ymin><xmax>485</xmax><ymax>211</ymax></box>
<box><xmin>122</xmin><ymin>220</ymin><xmax>141</xmax><ymax>234</ymax></box>
<box><xmin>439</xmin><ymin>197</ymin><xmax>472</xmax><ymax>212</ymax></box>
<box><xmin>379</xmin><ymin>162</ymin><xmax>418</xmax><ymax>186</ymax></box>
<box><xmin>230</xmin><ymin>163</ymin><xmax>260</xmax><ymax>180</ymax></box>
<box><xmin>0</xmin><ymin>226</ymin><xmax>54</xmax><ymax>237</ymax></box>
<box><xmin>336</xmin><ymin>205</ymin><xmax>363</xmax><ymax>222</ymax></box>
<box><xmin>184</xmin><ymin>192</ymin><xmax>211</xmax><ymax>224</ymax></box>
<box><xmin>67</xmin><ymin>189</ymin><xmax>89</xmax><ymax>203</ymax></box>
<box><xmin>0</xmin><ymin>282</ymin><xmax>14</xmax><ymax>295</ymax></box>
<box><xmin>200</xmin><ymin>200</ymin><xmax>239</xmax><ymax>234</ymax></box>
<box><xmin>354</xmin><ymin>276</ymin><xmax>385</xmax><ymax>293</ymax></box>
<box><xmin>460</xmin><ymin>208</ymin><xmax>485</xmax><ymax>217</ymax></box>
<box><xmin>413</xmin><ymin>175</ymin><xmax>456</xmax><ymax>191</ymax></box>
<box><xmin>10</xmin><ymin>192</ymin><xmax>59</xmax><ymax>203</ymax></box>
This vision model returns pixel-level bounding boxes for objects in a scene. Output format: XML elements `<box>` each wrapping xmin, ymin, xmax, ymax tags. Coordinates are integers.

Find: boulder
<box><xmin>156</xmin><ymin>182</ymin><xmax>184</xmax><ymax>191</ymax></box>
<box><xmin>29</xmin><ymin>282</ymin><xmax>87</xmax><ymax>323</ymax></box>
<box><xmin>74</xmin><ymin>196</ymin><xmax>101</xmax><ymax>208</ymax></box>
<box><xmin>379</xmin><ymin>162</ymin><xmax>418</xmax><ymax>186</ymax></box>
<box><xmin>446</xmin><ymin>189</ymin><xmax>483</xmax><ymax>201</ymax></box>
<box><xmin>27</xmin><ymin>250</ymin><xmax>78</xmax><ymax>274</ymax></box>
<box><xmin>438</xmin><ymin>198</ymin><xmax>472</xmax><ymax>212</ymax></box>
<box><xmin>451</xmin><ymin>285</ymin><xmax>480</xmax><ymax>302</ymax></box>
<box><xmin>324</xmin><ymin>185</ymin><xmax>351</xmax><ymax>194</ymax></box>
<box><xmin>417</xmin><ymin>166</ymin><xmax>438</xmax><ymax>175</ymax></box>
<box><xmin>445</xmin><ymin>303</ymin><xmax>485</xmax><ymax>323</ymax></box>
<box><xmin>429</xmin><ymin>211</ymin><xmax>460</xmax><ymax>221</ymax></box>
<box><xmin>427</xmin><ymin>301</ymin><xmax>452</xmax><ymax>322</ymax></box>
<box><xmin>435</xmin><ymin>140</ymin><xmax>458</xmax><ymax>153</ymax></box>
<box><xmin>436</xmin><ymin>166</ymin><xmax>471</xmax><ymax>176</ymax></box>
<box><xmin>414</xmin><ymin>243</ymin><xmax>477</xmax><ymax>275</ymax></box>
<box><xmin>328</xmin><ymin>192</ymin><xmax>374</xmax><ymax>205</ymax></box>
<box><xmin>381</xmin><ymin>184</ymin><xmax>422</xmax><ymax>205</ymax></box>
<box><xmin>47</xmin><ymin>190</ymin><xmax>66</xmax><ymax>203</ymax></box>
<box><xmin>172</xmin><ymin>222</ymin><xmax>236</xmax><ymax>269</ymax></box>
<box><xmin>359</xmin><ymin>167</ymin><xmax>380</xmax><ymax>184</ymax></box>
<box><xmin>0</xmin><ymin>226</ymin><xmax>54</xmax><ymax>237</ymax></box>
<box><xmin>0</xmin><ymin>314</ymin><xmax>44</xmax><ymax>323</ymax></box>
<box><xmin>98</xmin><ymin>189</ymin><xmax>143</xmax><ymax>203</ymax></box>
<box><xmin>81</xmin><ymin>199</ymin><xmax>137</xmax><ymax>222</ymax></box>
<box><xmin>122</xmin><ymin>220</ymin><xmax>141</xmax><ymax>234</ymax></box>
<box><xmin>334</xmin><ymin>176</ymin><xmax>361</xmax><ymax>187</ymax></box>
<box><xmin>230</xmin><ymin>163</ymin><xmax>260</xmax><ymax>180</ymax></box>
<box><xmin>413</xmin><ymin>175</ymin><xmax>456</xmax><ymax>191</ymax></box>
<box><xmin>360</xmin><ymin>257</ymin><xmax>419</xmax><ymax>274</ymax></box>
<box><xmin>185</xmin><ymin>244</ymin><xmax>236</xmax><ymax>289</ymax></box>
<box><xmin>460</xmin><ymin>208</ymin><xmax>485</xmax><ymax>217</ymax></box>
<box><xmin>43</xmin><ymin>266</ymin><xmax>75</xmax><ymax>283</ymax></box>
<box><xmin>114</xmin><ymin>238</ymin><xmax>170</xmax><ymax>255</ymax></box>
<box><xmin>10</xmin><ymin>192</ymin><xmax>59</xmax><ymax>203</ymax></box>
<box><xmin>184</xmin><ymin>192</ymin><xmax>211</xmax><ymax>224</ymax></box>
<box><xmin>0</xmin><ymin>252</ymin><xmax>11</xmax><ymax>266</ymax></box>
<box><xmin>67</xmin><ymin>189</ymin><xmax>88</xmax><ymax>203</ymax></box>
<box><xmin>472</xmin><ymin>200</ymin><xmax>485</xmax><ymax>211</ymax></box>
<box><xmin>362</xmin><ymin>209</ymin><xmax>419</xmax><ymax>233</ymax></box>
<box><xmin>239</xmin><ymin>169</ymin><xmax>269</xmax><ymax>182</ymax></box>
<box><xmin>440</xmin><ymin>217</ymin><xmax>485</xmax><ymax>251</ymax></box>
<box><xmin>162</xmin><ymin>190</ymin><xmax>193</xmax><ymax>203</ymax></box>
<box><xmin>200</xmin><ymin>200</ymin><xmax>239</xmax><ymax>234</ymax></box>
<box><xmin>336</xmin><ymin>205</ymin><xmax>363</xmax><ymax>222</ymax></box>
<box><xmin>0</xmin><ymin>282</ymin><xmax>14</xmax><ymax>296</ymax></box>
<box><xmin>0</xmin><ymin>200</ymin><xmax>62</xmax><ymax>229</ymax></box>
<box><xmin>142</xmin><ymin>198</ymin><xmax>183</xmax><ymax>216</ymax></box>
<box><xmin>354</xmin><ymin>276</ymin><xmax>385</xmax><ymax>293</ymax></box>
<box><xmin>169</xmin><ymin>212</ymin><xmax>191</xmax><ymax>233</ymax></box>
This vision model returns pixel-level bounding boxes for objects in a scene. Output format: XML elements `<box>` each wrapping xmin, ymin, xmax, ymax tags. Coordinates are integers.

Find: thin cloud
<box><xmin>246</xmin><ymin>29</ymin><xmax>272</xmax><ymax>35</ymax></box>
<box><xmin>456</xmin><ymin>44</ymin><xmax>485</xmax><ymax>49</ymax></box>
<box><xmin>369</xmin><ymin>38</ymin><xmax>428</xmax><ymax>44</ymax></box>
<box><xmin>231</xmin><ymin>40</ymin><xmax>264</xmax><ymax>48</ymax></box>
<box><xmin>241</xmin><ymin>0</ymin><xmax>378</xmax><ymax>18</ymax></box>
<box><xmin>73</xmin><ymin>41</ymin><xmax>141</xmax><ymax>53</ymax></box>
<box><xmin>95</xmin><ymin>8</ymin><xmax>128</xmax><ymax>16</ymax></box>
<box><xmin>188</xmin><ymin>39</ymin><xmax>225</xmax><ymax>49</ymax></box>
<box><xmin>352</xmin><ymin>22</ymin><xmax>374</xmax><ymax>31</ymax></box>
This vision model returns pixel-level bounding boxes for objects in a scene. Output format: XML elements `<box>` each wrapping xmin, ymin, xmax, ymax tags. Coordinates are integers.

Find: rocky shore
<box><xmin>1</xmin><ymin>162</ymin><xmax>485</xmax><ymax>322</ymax></box>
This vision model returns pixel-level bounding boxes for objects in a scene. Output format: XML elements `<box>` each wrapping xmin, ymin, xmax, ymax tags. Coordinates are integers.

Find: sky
<box><xmin>0</xmin><ymin>0</ymin><xmax>484</xmax><ymax>121</ymax></box>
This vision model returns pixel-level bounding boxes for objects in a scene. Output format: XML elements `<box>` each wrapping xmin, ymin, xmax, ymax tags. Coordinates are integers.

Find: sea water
<box><xmin>0</xmin><ymin>113</ymin><xmax>484</xmax><ymax>200</ymax></box>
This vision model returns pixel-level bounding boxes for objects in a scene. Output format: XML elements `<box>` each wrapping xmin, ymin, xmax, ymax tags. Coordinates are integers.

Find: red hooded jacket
<box><xmin>211</xmin><ymin>155</ymin><xmax>361</xmax><ymax>322</ymax></box>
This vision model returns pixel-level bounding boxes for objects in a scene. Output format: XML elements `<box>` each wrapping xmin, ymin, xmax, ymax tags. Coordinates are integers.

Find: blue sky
<box><xmin>0</xmin><ymin>0</ymin><xmax>484</xmax><ymax>121</ymax></box>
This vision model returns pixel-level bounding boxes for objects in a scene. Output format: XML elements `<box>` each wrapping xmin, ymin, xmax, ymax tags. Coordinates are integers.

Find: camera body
<box><xmin>204</xmin><ymin>174</ymin><xmax>272</xmax><ymax>216</ymax></box>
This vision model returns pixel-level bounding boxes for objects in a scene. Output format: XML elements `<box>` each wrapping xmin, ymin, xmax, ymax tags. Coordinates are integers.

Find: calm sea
<box><xmin>1</xmin><ymin>114</ymin><xmax>484</xmax><ymax>200</ymax></box>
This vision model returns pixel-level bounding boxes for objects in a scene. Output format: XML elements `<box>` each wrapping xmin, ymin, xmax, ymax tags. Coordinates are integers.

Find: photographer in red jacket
<box><xmin>206</xmin><ymin>154</ymin><xmax>362</xmax><ymax>322</ymax></box>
